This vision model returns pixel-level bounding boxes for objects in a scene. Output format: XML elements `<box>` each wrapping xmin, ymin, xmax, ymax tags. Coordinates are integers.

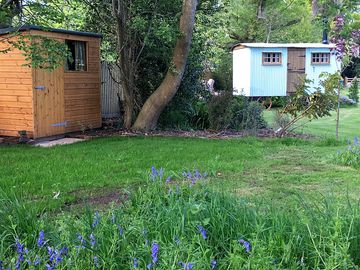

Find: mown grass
<box><xmin>264</xmin><ymin>104</ymin><xmax>360</xmax><ymax>139</ymax></box>
<box><xmin>0</xmin><ymin>136</ymin><xmax>358</xmax><ymax>210</ymax></box>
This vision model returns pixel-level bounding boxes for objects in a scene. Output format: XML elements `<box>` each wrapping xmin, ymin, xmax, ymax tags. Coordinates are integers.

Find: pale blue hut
<box><xmin>232</xmin><ymin>43</ymin><xmax>340</xmax><ymax>97</ymax></box>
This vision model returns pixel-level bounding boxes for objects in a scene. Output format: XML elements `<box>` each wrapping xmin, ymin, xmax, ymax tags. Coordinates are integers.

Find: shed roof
<box><xmin>0</xmin><ymin>25</ymin><xmax>102</xmax><ymax>38</ymax></box>
<box><xmin>233</xmin><ymin>43</ymin><xmax>335</xmax><ymax>50</ymax></box>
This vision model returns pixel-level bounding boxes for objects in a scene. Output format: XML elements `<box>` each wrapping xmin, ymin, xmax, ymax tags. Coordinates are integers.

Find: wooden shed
<box><xmin>0</xmin><ymin>25</ymin><xmax>102</xmax><ymax>139</ymax></box>
<box><xmin>232</xmin><ymin>43</ymin><xmax>340</xmax><ymax>97</ymax></box>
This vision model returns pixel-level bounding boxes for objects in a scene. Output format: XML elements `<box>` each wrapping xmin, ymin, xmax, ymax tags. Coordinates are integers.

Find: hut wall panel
<box><xmin>0</xmin><ymin>38</ymin><xmax>34</xmax><ymax>137</ymax></box>
<box><xmin>249</xmin><ymin>47</ymin><xmax>288</xmax><ymax>97</ymax></box>
<box><xmin>62</xmin><ymin>38</ymin><xmax>102</xmax><ymax>133</ymax></box>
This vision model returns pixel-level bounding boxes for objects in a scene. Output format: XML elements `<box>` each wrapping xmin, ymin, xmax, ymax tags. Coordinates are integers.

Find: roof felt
<box><xmin>0</xmin><ymin>25</ymin><xmax>102</xmax><ymax>38</ymax></box>
<box><xmin>233</xmin><ymin>43</ymin><xmax>335</xmax><ymax>50</ymax></box>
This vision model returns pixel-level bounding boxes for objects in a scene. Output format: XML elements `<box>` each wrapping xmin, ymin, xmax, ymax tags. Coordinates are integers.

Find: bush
<box><xmin>348</xmin><ymin>79</ymin><xmax>359</xmax><ymax>104</ymax></box>
<box><xmin>208</xmin><ymin>94</ymin><xmax>267</xmax><ymax>131</ymax></box>
<box><xmin>335</xmin><ymin>136</ymin><xmax>360</xmax><ymax>169</ymax></box>
<box><xmin>340</xmin><ymin>95</ymin><xmax>357</xmax><ymax>106</ymax></box>
<box><xmin>2</xmin><ymin>167</ymin><xmax>360</xmax><ymax>269</ymax></box>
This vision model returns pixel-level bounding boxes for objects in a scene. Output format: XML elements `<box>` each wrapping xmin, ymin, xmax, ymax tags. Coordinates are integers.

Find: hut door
<box><xmin>34</xmin><ymin>68</ymin><xmax>65</xmax><ymax>138</ymax></box>
<box><xmin>287</xmin><ymin>48</ymin><xmax>306</xmax><ymax>95</ymax></box>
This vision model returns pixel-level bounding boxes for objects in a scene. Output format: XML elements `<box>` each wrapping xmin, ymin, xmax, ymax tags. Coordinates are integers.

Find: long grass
<box><xmin>1</xmin><ymin>172</ymin><xmax>360</xmax><ymax>269</ymax></box>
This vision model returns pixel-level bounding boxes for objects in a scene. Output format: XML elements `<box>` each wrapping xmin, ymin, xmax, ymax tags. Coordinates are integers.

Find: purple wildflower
<box><xmin>151</xmin><ymin>166</ymin><xmax>158</xmax><ymax>181</ymax></box>
<box><xmin>92</xmin><ymin>211</ymin><xmax>101</xmax><ymax>228</ymax></box>
<box><xmin>166</xmin><ymin>176</ymin><xmax>172</xmax><ymax>183</ymax></box>
<box><xmin>147</xmin><ymin>263</ymin><xmax>152</xmax><ymax>269</ymax></box>
<box><xmin>133</xmin><ymin>257</ymin><xmax>139</xmax><ymax>268</ymax></box>
<box><xmin>198</xmin><ymin>225</ymin><xmax>207</xmax><ymax>239</ymax></box>
<box><xmin>94</xmin><ymin>256</ymin><xmax>99</xmax><ymax>268</ymax></box>
<box><xmin>37</xmin><ymin>231</ymin><xmax>45</xmax><ymax>247</ymax></box>
<box><xmin>179</xmin><ymin>261</ymin><xmax>194</xmax><ymax>270</ymax></box>
<box><xmin>194</xmin><ymin>169</ymin><xmax>201</xmax><ymax>178</ymax></box>
<box><xmin>174</xmin><ymin>236</ymin><xmax>181</xmax><ymax>245</ymax></box>
<box><xmin>76</xmin><ymin>233</ymin><xmax>86</xmax><ymax>249</ymax></box>
<box><xmin>211</xmin><ymin>259</ymin><xmax>217</xmax><ymax>269</ymax></box>
<box><xmin>151</xmin><ymin>241</ymin><xmax>159</xmax><ymax>264</ymax></box>
<box><xmin>34</xmin><ymin>257</ymin><xmax>41</xmax><ymax>266</ymax></box>
<box><xmin>117</xmin><ymin>224</ymin><xmax>124</xmax><ymax>236</ymax></box>
<box><xmin>90</xmin><ymin>233</ymin><xmax>96</xmax><ymax>247</ymax></box>
<box><xmin>0</xmin><ymin>260</ymin><xmax>3</xmax><ymax>270</ymax></box>
<box><xmin>354</xmin><ymin>136</ymin><xmax>359</xmax><ymax>146</ymax></box>
<box><xmin>239</xmin><ymin>239</ymin><xmax>252</xmax><ymax>253</ymax></box>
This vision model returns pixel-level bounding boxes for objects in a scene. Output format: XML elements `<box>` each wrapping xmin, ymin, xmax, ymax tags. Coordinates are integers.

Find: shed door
<box><xmin>287</xmin><ymin>48</ymin><xmax>306</xmax><ymax>95</ymax></box>
<box><xmin>33</xmin><ymin>68</ymin><xmax>65</xmax><ymax>138</ymax></box>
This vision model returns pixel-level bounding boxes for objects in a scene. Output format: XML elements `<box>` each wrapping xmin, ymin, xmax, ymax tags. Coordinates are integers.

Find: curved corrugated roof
<box><xmin>233</xmin><ymin>43</ymin><xmax>335</xmax><ymax>50</ymax></box>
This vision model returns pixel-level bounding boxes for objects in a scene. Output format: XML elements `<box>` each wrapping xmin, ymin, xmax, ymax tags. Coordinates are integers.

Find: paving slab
<box><xmin>35</xmin><ymin>138</ymin><xmax>85</xmax><ymax>148</ymax></box>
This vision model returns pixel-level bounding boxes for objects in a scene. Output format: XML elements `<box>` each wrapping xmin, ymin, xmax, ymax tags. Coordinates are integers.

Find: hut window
<box><xmin>262</xmin><ymin>52</ymin><xmax>282</xmax><ymax>65</ymax></box>
<box><xmin>65</xmin><ymin>40</ymin><xmax>87</xmax><ymax>71</ymax></box>
<box><xmin>311</xmin><ymin>53</ymin><xmax>330</xmax><ymax>64</ymax></box>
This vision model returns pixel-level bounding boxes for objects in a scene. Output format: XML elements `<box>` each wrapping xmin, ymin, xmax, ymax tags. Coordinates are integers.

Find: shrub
<box><xmin>348</xmin><ymin>79</ymin><xmax>359</xmax><ymax>104</ymax></box>
<box><xmin>208</xmin><ymin>94</ymin><xmax>267</xmax><ymax>131</ymax></box>
<box><xmin>335</xmin><ymin>136</ymin><xmax>360</xmax><ymax>168</ymax></box>
<box><xmin>340</xmin><ymin>95</ymin><xmax>356</xmax><ymax>106</ymax></box>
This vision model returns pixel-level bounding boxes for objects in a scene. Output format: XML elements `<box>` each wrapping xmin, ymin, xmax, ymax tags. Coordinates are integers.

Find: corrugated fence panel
<box><xmin>101</xmin><ymin>62</ymin><xmax>124</xmax><ymax>118</ymax></box>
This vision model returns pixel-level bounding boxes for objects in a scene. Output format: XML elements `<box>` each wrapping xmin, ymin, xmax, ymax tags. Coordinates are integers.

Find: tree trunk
<box><xmin>132</xmin><ymin>0</ymin><xmax>198</xmax><ymax>131</ymax></box>
<box><xmin>311</xmin><ymin>0</ymin><xmax>319</xmax><ymax>17</ymax></box>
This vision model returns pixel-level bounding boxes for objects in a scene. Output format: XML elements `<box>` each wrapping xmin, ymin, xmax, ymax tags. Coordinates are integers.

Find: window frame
<box><xmin>262</xmin><ymin>52</ymin><xmax>282</xmax><ymax>65</ymax></box>
<box><xmin>65</xmin><ymin>40</ymin><xmax>88</xmax><ymax>73</ymax></box>
<box><xmin>311</xmin><ymin>52</ymin><xmax>331</xmax><ymax>65</ymax></box>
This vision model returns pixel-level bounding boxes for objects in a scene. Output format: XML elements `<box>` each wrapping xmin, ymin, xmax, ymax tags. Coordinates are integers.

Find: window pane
<box><xmin>65</xmin><ymin>40</ymin><xmax>87</xmax><ymax>71</ymax></box>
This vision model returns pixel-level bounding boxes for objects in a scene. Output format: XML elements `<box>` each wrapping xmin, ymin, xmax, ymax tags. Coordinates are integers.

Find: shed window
<box><xmin>263</xmin><ymin>52</ymin><xmax>282</xmax><ymax>65</ymax></box>
<box><xmin>311</xmin><ymin>53</ymin><xmax>330</xmax><ymax>64</ymax></box>
<box><xmin>65</xmin><ymin>40</ymin><xmax>87</xmax><ymax>71</ymax></box>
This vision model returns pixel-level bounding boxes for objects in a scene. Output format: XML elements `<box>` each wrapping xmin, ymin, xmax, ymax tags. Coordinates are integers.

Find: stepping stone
<box><xmin>35</xmin><ymin>138</ymin><xmax>85</xmax><ymax>148</ymax></box>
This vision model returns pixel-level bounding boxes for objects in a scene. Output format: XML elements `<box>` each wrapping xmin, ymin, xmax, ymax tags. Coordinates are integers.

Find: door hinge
<box><xmin>51</xmin><ymin>121</ymin><xmax>68</xmax><ymax>127</ymax></box>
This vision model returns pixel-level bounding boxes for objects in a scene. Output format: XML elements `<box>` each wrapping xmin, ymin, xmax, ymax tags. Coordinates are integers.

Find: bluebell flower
<box><xmin>133</xmin><ymin>257</ymin><xmax>139</xmax><ymax>268</ymax></box>
<box><xmin>182</xmin><ymin>171</ymin><xmax>187</xmax><ymax>177</ymax></box>
<box><xmin>15</xmin><ymin>239</ymin><xmax>25</xmax><ymax>259</ymax></box>
<box><xmin>194</xmin><ymin>169</ymin><xmax>201</xmax><ymax>178</ymax></box>
<box><xmin>0</xmin><ymin>260</ymin><xmax>3</xmax><ymax>270</ymax></box>
<box><xmin>34</xmin><ymin>257</ymin><xmax>41</xmax><ymax>266</ymax></box>
<box><xmin>239</xmin><ymin>239</ymin><xmax>252</xmax><ymax>253</ymax></box>
<box><xmin>197</xmin><ymin>225</ymin><xmax>207</xmax><ymax>239</ymax></box>
<box><xmin>151</xmin><ymin>166</ymin><xmax>158</xmax><ymax>181</ymax></box>
<box><xmin>117</xmin><ymin>224</ymin><xmax>124</xmax><ymax>236</ymax></box>
<box><xmin>94</xmin><ymin>256</ymin><xmax>99</xmax><ymax>268</ymax></box>
<box><xmin>147</xmin><ymin>263</ymin><xmax>152</xmax><ymax>269</ymax></box>
<box><xmin>15</xmin><ymin>260</ymin><xmax>20</xmax><ymax>270</ymax></box>
<box><xmin>76</xmin><ymin>233</ymin><xmax>86</xmax><ymax>249</ymax></box>
<box><xmin>203</xmin><ymin>172</ymin><xmax>208</xmax><ymax>177</ymax></box>
<box><xmin>90</xmin><ymin>233</ymin><xmax>96</xmax><ymax>247</ymax></box>
<box><xmin>45</xmin><ymin>263</ymin><xmax>54</xmax><ymax>270</ymax></box>
<box><xmin>166</xmin><ymin>176</ymin><xmax>172</xmax><ymax>183</ymax></box>
<box><xmin>354</xmin><ymin>136</ymin><xmax>359</xmax><ymax>146</ymax></box>
<box><xmin>179</xmin><ymin>261</ymin><xmax>194</xmax><ymax>270</ymax></box>
<box><xmin>37</xmin><ymin>231</ymin><xmax>45</xmax><ymax>247</ymax></box>
<box><xmin>60</xmin><ymin>247</ymin><xmax>68</xmax><ymax>256</ymax></box>
<box><xmin>174</xmin><ymin>236</ymin><xmax>181</xmax><ymax>245</ymax></box>
<box><xmin>151</xmin><ymin>241</ymin><xmax>159</xmax><ymax>264</ymax></box>
<box><xmin>92</xmin><ymin>211</ymin><xmax>101</xmax><ymax>228</ymax></box>
<box><xmin>211</xmin><ymin>259</ymin><xmax>217</xmax><ymax>269</ymax></box>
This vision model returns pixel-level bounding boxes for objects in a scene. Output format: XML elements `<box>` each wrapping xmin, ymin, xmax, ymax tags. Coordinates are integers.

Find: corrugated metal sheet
<box><xmin>250</xmin><ymin>47</ymin><xmax>288</xmax><ymax>96</ymax></box>
<box><xmin>101</xmin><ymin>62</ymin><xmax>124</xmax><ymax>118</ymax></box>
<box><xmin>305</xmin><ymin>48</ymin><xmax>340</xmax><ymax>92</ymax></box>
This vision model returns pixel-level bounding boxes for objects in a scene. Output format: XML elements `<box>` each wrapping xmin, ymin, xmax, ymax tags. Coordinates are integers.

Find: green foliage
<box><xmin>348</xmin><ymin>79</ymin><xmax>359</xmax><ymax>104</ymax></box>
<box><xmin>208</xmin><ymin>93</ymin><xmax>267</xmax><ymax>130</ymax></box>
<box><xmin>335</xmin><ymin>137</ymin><xmax>360</xmax><ymax>169</ymax></box>
<box><xmin>277</xmin><ymin>75</ymin><xmax>338</xmax><ymax>136</ymax></box>
<box><xmin>228</xmin><ymin>0</ymin><xmax>321</xmax><ymax>43</ymax></box>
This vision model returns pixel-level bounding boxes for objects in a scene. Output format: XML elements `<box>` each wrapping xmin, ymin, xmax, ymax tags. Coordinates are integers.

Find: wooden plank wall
<box><xmin>30</xmin><ymin>31</ymin><xmax>102</xmax><ymax>134</ymax></box>
<box><xmin>64</xmin><ymin>37</ymin><xmax>102</xmax><ymax>132</ymax></box>
<box><xmin>0</xmin><ymin>36</ymin><xmax>34</xmax><ymax>137</ymax></box>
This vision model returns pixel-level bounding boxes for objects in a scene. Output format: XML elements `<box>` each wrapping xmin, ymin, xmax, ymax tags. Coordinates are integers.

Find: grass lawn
<box><xmin>264</xmin><ymin>105</ymin><xmax>360</xmax><ymax>139</ymax></box>
<box><xmin>0</xmin><ymin>136</ymin><xmax>358</xmax><ymax>210</ymax></box>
